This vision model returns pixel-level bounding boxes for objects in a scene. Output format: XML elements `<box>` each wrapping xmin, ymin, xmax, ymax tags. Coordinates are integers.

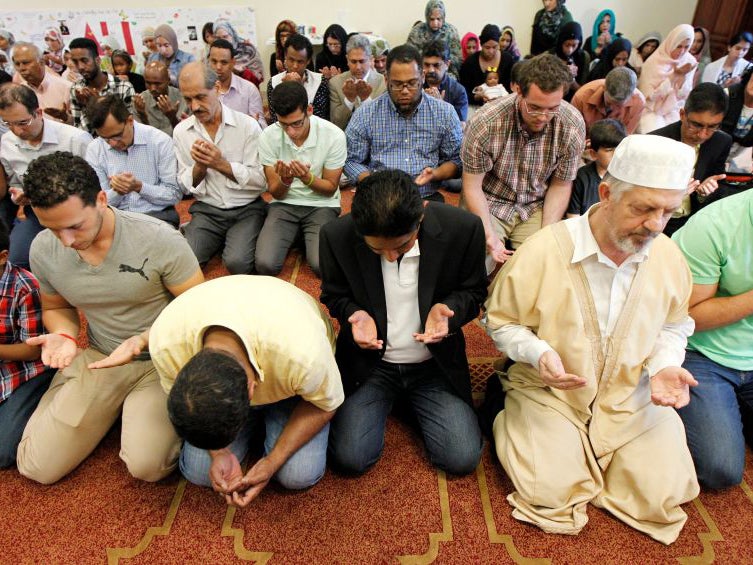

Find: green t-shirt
<box><xmin>672</xmin><ymin>190</ymin><xmax>753</xmax><ymax>370</ymax></box>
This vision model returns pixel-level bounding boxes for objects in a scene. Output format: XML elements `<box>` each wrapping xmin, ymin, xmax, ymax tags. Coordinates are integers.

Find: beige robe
<box><xmin>485</xmin><ymin>222</ymin><xmax>699</xmax><ymax>545</ymax></box>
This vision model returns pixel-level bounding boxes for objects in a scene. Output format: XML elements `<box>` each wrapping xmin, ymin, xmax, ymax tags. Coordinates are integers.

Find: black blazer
<box><xmin>319</xmin><ymin>203</ymin><xmax>487</xmax><ymax>404</ymax></box>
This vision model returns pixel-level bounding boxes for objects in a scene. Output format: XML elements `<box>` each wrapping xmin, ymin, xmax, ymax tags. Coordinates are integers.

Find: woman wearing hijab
<box><xmin>270</xmin><ymin>20</ymin><xmax>297</xmax><ymax>76</ymax></box>
<box><xmin>628</xmin><ymin>31</ymin><xmax>661</xmax><ymax>77</ymax></box>
<box><xmin>461</xmin><ymin>32</ymin><xmax>479</xmax><ymax>62</ymax></box>
<box><xmin>0</xmin><ymin>30</ymin><xmax>16</xmax><ymax>75</ymax></box>
<box><xmin>637</xmin><ymin>24</ymin><xmax>696</xmax><ymax>133</ymax></box>
<box><xmin>530</xmin><ymin>0</ymin><xmax>573</xmax><ymax>56</ymax></box>
<box><xmin>549</xmin><ymin>21</ymin><xmax>590</xmax><ymax>101</ymax></box>
<box><xmin>500</xmin><ymin>26</ymin><xmax>522</xmax><ymax>62</ymax></box>
<box><xmin>315</xmin><ymin>24</ymin><xmax>348</xmax><ymax>79</ymax></box>
<box><xmin>43</xmin><ymin>28</ymin><xmax>66</xmax><ymax>75</ymax></box>
<box><xmin>213</xmin><ymin>19</ymin><xmax>265</xmax><ymax>86</ymax></box>
<box><xmin>149</xmin><ymin>24</ymin><xmax>196</xmax><ymax>86</ymax></box>
<box><xmin>583</xmin><ymin>9</ymin><xmax>615</xmax><ymax>60</ymax></box>
<box><xmin>406</xmin><ymin>0</ymin><xmax>462</xmax><ymax>76</ymax></box>
<box><xmin>587</xmin><ymin>37</ymin><xmax>633</xmax><ymax>82</ymax></box>
<box><xmin>459</xmin><ymin>24</ymin><xmax>513</xmax><ymax>105</ymax></box>
<box><xmin>690</xmin><ymin>27</ymin><xmax>712</xmax><ymax>86</ymax></box>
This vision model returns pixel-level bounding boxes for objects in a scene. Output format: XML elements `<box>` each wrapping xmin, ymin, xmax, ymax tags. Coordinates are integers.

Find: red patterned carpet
<box><xmin>1</xmin><ymin>190</ymin><xmax>752</xmax><ymax>563</ymax></box>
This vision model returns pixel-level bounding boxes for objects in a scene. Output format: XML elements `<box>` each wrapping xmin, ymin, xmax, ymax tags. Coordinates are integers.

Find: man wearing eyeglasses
<box><xmin>344</xmin><ymin>44</ymin><xmax>462</xmax><ymax>201</ymax></box>
<box><xmin>85</xmin><ymin>95</ymin><xmax>182</xmax><ymax>228</ymax></box>
<box><xmin>461</xmin><ymin>53</ymin><xmax>586</xmax><ymax>271</ymax></box>
<box><xmin>329</xmin><ymin>34</ymin><xmax>387</xmax><ymax>130</ymax></box>
<box><xmin>650</xmin><ymin>82</ymin><xmax>732</xmax><ymax>236</ymax></box>
<box><xmin>173</xmin><ymin>62</ymin><xmax>267</xmax><ymax>274</ymax></box>
<box><xmin>0</xmin><ymin>84</ymin><xmax>91</xmax><ymax>270</ymax></box>
<box><xmin>255</xmin><ymin>81</ymin><xmax>345</xmax><ymax>277</ymax></box>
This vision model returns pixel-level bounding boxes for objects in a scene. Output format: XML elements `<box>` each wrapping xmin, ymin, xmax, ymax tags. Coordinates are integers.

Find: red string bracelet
<box><xmin>57</xmin><ymin>332</ymin><xmax>78</xmax><ymax>345</ymax></box>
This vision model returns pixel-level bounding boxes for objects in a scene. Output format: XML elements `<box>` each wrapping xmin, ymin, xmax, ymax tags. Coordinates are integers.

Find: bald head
<box><xmin>144</xmin><ymin>60</ymin><xmax>170</xmax><ymax>97</ymax></box>
<box><xmin>12</xmin><ymin>42</ymin><xmax>45</xmax><ymax>87</ymax></box>
<box><xmin>178</xmin><ymin>62</ymin><xmax>220</xmax><ymax>124</ymax></box>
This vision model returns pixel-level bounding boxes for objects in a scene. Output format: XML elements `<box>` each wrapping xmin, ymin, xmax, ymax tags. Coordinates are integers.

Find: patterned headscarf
<box><xmin>44</xmin><ymin>28</ymin><xmax>66</xmax><ymax>74</ymax></box>
<box><xmin>213</xmin><ymin>19</ymin><xmax>263</xmax><ymax>80</ymax></box>
<box><xmin>538</xmin><ymin>0</ymin><xmax>568</xmax><ymax>44</ymax></box>
<box><xmin>501</xmin><ymin>26</ymin><xmax>522</xmax><ymax>60</ymax></box>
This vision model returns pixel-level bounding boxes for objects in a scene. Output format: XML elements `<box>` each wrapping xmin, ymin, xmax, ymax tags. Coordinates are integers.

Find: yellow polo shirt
<box><xmin>151</xmin><ymin>275</ymin><xmax>343</xmax><ymax>412</ymax></box>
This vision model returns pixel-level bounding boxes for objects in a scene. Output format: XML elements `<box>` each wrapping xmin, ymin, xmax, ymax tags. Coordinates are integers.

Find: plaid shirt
<box><xmin>70</xmin><ymin>73</ymin><xmax>135</xmax><ymax>134</ymax></box>
<box><xmin>345</xmin><ymin>91</ymin><xmax>463</xmax><ymax>198</ymax></box>
<box><xmin>0</xmin><ymin>262</ymin><xmax>46</xmax><ymax>403</ymax></box>
<box><xmin>462</xmin><ymin>94</ymin><xmax>585</xmax><ymax>222</ymax></box>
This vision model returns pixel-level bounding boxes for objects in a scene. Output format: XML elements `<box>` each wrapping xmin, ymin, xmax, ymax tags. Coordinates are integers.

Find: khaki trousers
<box><xmin>493</xmin><ymin>390</ymin><xmax>699</xmax><ymax>545</ymax></box>
<box><xmin>17</xmin><ymin>348</ymin><xmax>180</xmax><ymax>484</ymax></box>
<box><xmin>489</xmin><ymin>208</ymin><xmax>544</xmax><ymax>251</ymax></box>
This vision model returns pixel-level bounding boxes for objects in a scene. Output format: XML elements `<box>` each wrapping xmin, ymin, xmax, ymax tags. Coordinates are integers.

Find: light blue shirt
<box><xmin>258</xmin><ymin>115</ymin><xmax>346</xmax><ymax>208</ymax></box>
<box><xmin>86</xmin><ymin>121</ymin><xmax>181</xmax><ymax>214</ymax></box>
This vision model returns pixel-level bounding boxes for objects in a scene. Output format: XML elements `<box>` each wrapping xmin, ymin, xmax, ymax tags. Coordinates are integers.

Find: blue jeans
<box><xmin>9</xmin><ymin>208</ymin><xmax>44</xmax><ymax>271</ymax></box>
<box><xmin>329</xmin><ymin>359</ymin><xmax>483</xmax><ymax>476</ymax></box>
<box><xmin>179</xmin><ymin>396</ymin><xmax>329</xmax><ymax>490</ymax></box>
<box><xmin>678</xmin><ymin>349</ymin><xmax>753</xmax><ymax>489</ymax></box>
<box><xmin>0</xmin><ymin>369</ymin><xmax>54</xmax><ymax>468</ymax></box>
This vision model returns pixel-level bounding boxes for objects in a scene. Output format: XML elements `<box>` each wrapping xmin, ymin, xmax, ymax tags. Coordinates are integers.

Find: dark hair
<box><xmin>589</xmin><ymin>118</ymin><xmax>626</xmax><ymax>151</ymax></box>
<box><xmin>167</xmin><ymin>349</ymin><xmax>250</xmax><ymax>450</ymax></box>
<box><xmin>518</xmin><ymin>53</ymin><xmax>572</xmax><ymax>96</ymax></box>
<box><xmin>386</xmin><ymin>44</ymin><xmax>421</xmax><ymax>72</ymax></box>
<box><xmin>87</xmin><ymin>94</ymin><xmax>131</xmax><ymax>130</ymax></box>
<box><xmin>729</xmin><ymin>31</ymin><xmax>753</xmax><ymax>47</ymax></box>
<box><xmin>0</xmin><ymin>83</ymin><xmax>39</xmax><ymax>113</ymax></box>
<box><xmin>510</xmin><ymin>59</ymin><xmax>527</xmax><ymax>87</ymax></box>
<box><xmin>0</xmin><ymin>217</ymin><xmax>9</xmax><ymax>253</ymax></box>
<box><xmin>68</xmin><ymin>37</ymin><xmax>98</xmax><ymax>60</ymax></box>
<box><xmin>740</xmin><ymin>64</ymin><xmax>753</xmax><ymax>90</ymax></box>
<box><xmin>423</xmin><ymin>39</ymin><xmax>449</xmax><ymax>62</ymax></box>
<box><xmin>284</xmin><ymin>34</ymin><xmax>313</xmax><ymax>60</ymax></box>
<box><xmin>111</xmin><ymin>49</ymin><xmax>133</xmax><ymax>68</ymax></box>
<box><xmin>351</xmin><ymin>169</ymin><xmax>424</xmax><ymax>237</ymax></box>
<box><xmin>23</xmin><ymin>152</ymin><xmax>101</xmax><ymax>209</ymax></box>
<box><xmin>202</xmin><ymin>22</ymin><xmax>214</xmax><ymax>44</ymax></box>
<box><xmin>270</xmin><ymin>80</ymin><xmax>308</xmax><ymax>117</ymax></box>
<box><xmin>685</xmin><ymin>82</ymin><xmax>728</xmax><ymax>116</ymax></box>
<box><xmin>209</xmin><ymin>38</ymin><xmax>236</xmax><ymax>59</ymax></box>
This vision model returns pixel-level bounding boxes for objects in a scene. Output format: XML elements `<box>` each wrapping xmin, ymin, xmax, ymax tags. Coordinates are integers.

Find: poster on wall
<box><xmin>0</xmin><ymin>7</ymin><xmax>256</xmax><ymax>66</ymax></box>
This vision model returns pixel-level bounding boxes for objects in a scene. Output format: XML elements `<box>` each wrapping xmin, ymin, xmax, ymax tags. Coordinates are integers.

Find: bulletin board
<box><xmin>0</xmin><ymin>6</ymin><xmax>257</xmax><ymax>62</ymax></box>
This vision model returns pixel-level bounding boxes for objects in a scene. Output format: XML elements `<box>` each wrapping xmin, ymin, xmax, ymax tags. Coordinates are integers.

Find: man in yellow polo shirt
<box><xmin>150</xmin><ymin>275</ymin><xmax>343</xmax><ymax>507</ymax></box>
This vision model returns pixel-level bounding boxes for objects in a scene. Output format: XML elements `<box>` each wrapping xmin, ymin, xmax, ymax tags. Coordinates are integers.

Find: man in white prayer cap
<box><xmin>483</xmin><ymin>134</ymin><xmax>701</xmax><ymax>544</ymax></box>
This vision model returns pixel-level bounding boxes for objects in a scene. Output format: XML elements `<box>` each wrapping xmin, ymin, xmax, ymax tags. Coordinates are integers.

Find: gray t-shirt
<box><xmin>30</xmin><ymin>208</ymin><xmax>199</xmax><ymax>358</ymax></box>
<box><xmin>136</xmin><ymin>85</ymin><xmax>188</xmax><ymax>137</ymax></box>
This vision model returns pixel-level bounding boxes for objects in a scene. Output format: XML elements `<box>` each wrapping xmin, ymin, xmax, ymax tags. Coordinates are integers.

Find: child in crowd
<box><xmin>566</xmin><ymin>119</ymin><xmax>626</xmax><ymax>216</ymax></box>
<box><xmin>473</xmin><ymin>68</ymin><xmax>508</xmax><ymax>102</ymax></box>
<box><xmin>0</xmin><ymin>219</ymin><xmax>53</xmax><ymax>468</ymax></box>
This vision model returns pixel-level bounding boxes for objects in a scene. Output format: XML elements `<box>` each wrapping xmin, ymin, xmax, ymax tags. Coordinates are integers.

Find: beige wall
<box><xmin>10</xmin><ymin>0</ymin><xmax>699</xmax><ymax>78</ymax></box>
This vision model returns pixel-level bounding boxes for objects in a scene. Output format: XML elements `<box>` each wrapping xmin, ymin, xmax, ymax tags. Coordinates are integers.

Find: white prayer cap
<box><xmin>606</xmin><ymin>134</ymin><xmax>695</xmax><ymax>190</ymax></box>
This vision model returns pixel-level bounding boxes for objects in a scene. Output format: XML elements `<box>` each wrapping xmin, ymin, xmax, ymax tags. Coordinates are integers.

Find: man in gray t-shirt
<box><xmin>16</xmin><ymin>151</ymin><xmax>203</xmax><ymax>485</ymax></box>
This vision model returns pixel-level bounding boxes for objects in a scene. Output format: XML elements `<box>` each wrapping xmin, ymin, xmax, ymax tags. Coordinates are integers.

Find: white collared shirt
<box><xmin>0</xmin><ymin>118</ymin><xmax>91</xmax><ymax>186</ymax></box>
<box><xmin>381</xmin><ymin>239</ymin><xmax>432</xmax><ymax>364</ymax></box>
<box><xmin>343</xmin><ymin>69</ymin><xmax>376</xmax><ymax>111</ymax></box>
<box><xmin>487</xmin><ymin>207</ymin><xmax>694</xmax><ymax>376</ymax></box>
<box><xmin>173</xmin><ymin>104</ymin><xmax>266</xmax><ymax>209</ymax></box>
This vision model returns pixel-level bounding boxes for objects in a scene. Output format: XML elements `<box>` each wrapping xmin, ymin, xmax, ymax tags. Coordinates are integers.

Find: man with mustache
<box><xmin>484</xmin><ymin>134</ymin><xmax>700</xmax><ymax>544</ymax></box>
<box><xmin>134</xmin><ymin>61</ymin><xmax>187</xmax><ymax>137</ymax></box>
<box><xmin>173</xmin><ymin>62</ymin><xmax>266</xmax><ymax>274</ymax></box>
<box><xmin>421</xmin><ymin>39</ymin><xmax>467</xmax><ymax>126</ymax></box>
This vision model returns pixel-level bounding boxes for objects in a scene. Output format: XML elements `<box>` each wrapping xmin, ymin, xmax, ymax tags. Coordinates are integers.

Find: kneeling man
<box><xmin>320</xmin><ymin>169</ymin><xmax>486</xmax><ymax>476</ymax></box>
<box><xmin>150</xmin><ymin>275</ymin><xmax>343</xmax><ymax>507</ymax></box>
<box><xmin>484</xmin><ymin>135</ymin><xmax>700</xmax><ymax>544</ymax></box>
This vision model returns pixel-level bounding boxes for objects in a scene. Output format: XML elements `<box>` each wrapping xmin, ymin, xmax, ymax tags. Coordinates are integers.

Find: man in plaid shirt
<box><xmin>67</xmin><ymin>37</ymin><xmax>135</xmax><ymax>135</ymax></box>
<box><xmin>0</xmin><ymin>219</ymin><xmax>53</xmax><ymax>468</ymax></box>
<box><xmin>461</xmin><ymin>54</ymin><xmax>586</xmax><ymax>270</ymax></box>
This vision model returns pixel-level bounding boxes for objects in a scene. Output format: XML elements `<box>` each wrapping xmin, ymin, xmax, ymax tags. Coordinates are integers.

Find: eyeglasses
<box><xmin>388</xmin><ymin>79</ymin><xmax>421</xmax><ymax>92</ymax></box>
<box><xmin>685</xmin><ymin>119</ymin><xmax>722</xmax><ymax>133</ymax></box>
<box><xmin>1</xmin><ymin>115</ymin><xmax>35</xmax><ymax>128</ymax></box>
<box><xmin>98</xmin><ymin>122</ymin><xmax>128</xmax><ymax>142</ymax></box>
<box><xmin>521</xmin><ymin>98</ymin><xmax>560</xmax><ymax>118</ymax></box>
<box><xmin>278</xmin><ymin>116</ymin><xmax>307</xmax><ymax>130</ymax></box>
